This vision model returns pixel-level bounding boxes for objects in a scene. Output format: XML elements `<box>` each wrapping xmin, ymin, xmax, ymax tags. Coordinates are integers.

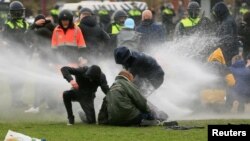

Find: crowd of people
<box><xmin>1</xmin><ymin>0</ymin><xmax>250</xmax><ymax>126</ymax></box>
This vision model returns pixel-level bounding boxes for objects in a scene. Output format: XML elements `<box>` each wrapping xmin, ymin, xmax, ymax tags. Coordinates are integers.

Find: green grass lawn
<box><xmin>1</xmin><ymin>76</ymin><xmax>250</xmax><ymax>141</ymax></box>
<box><xmin>1</xmin><ymin>118</ymin><xmax>250</xmax><ymax>141</ymax></box>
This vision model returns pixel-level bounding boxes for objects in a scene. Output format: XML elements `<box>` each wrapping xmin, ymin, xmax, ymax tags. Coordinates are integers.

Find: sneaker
<box><xmin>78</xmin><ymin>111</ymin><xmax>88</xmax><ymax>123</ymax></box>
<box><xmin>67</xmin><ymin>123</ymin><xmax>73</xmax><ymax>126</ymax></box>
<box><xmin>67</xmin><ymin>116</ymin><xmax>75</xmax><ymax>125</ymax></box>
<box><xmin>24</xmin><ymin>107</ymin><xmax>39</xmax><ymax>113</ymax></box>
<box><xmin>140</xmin><ymin>119</ymin><xmax>161</xmax><ymax>126</ymax></box>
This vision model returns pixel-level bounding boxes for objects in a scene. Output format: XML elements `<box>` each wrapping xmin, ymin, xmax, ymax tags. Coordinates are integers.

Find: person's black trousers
<box><xmin>63</xmin><ymin>89</ymin><xmax>96</xmax><ymax>124</ymax></box>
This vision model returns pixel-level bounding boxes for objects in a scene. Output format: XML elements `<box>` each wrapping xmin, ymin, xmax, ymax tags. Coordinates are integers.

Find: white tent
<box><xmin>60</xmin><ymin>1</ymin><xmax>148</xmax><ymax>12</ymax></box>
<box><xmin>0</xmin><ymin>0</ymin><xmax>11</xmax><ymax>3</ymax></box>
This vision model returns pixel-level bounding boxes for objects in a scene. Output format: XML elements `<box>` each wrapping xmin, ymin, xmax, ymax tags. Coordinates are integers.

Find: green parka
<box><xmin>98</xmin><ymin>75</ymin><xmax>150</xmax><ymax>125</ymax></box>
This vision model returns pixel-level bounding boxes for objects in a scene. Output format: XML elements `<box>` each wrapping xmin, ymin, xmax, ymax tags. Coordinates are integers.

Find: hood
<box><xmin>212</xmin><ymin>2</ymin><xmax>230</xmax><ymax>21</ymax></box>
<box><xmin>80</xmin><ymin>16</ymin><xmax>97</xmax><ymax>27</ymax></box>
<box><xmin>114</xmin><ymin>47</ymin><xmax>131</xmax><ymax>65</ymax></box>
<box><xmin>85</xmin><ymin>65</ymin><xmax>101</xmax><ymax>81</ymax></box>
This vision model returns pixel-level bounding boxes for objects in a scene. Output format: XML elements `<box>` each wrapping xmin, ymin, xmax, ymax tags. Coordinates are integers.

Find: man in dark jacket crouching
<box><xmin>61</xmin><ymin>65</ymin><xmax>109</xmax><ymax>125</ymax></box>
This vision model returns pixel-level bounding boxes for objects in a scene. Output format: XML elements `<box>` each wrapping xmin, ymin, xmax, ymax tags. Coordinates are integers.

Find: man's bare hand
<box><xmin>70</xmin><ymin>80</ymin><xmax>79</xmax><ymax>90</ymax></box>
<box><xmin>35</xmin><ymin>19</ymin><xmax>45</xmax><ymax>26</ymax></box>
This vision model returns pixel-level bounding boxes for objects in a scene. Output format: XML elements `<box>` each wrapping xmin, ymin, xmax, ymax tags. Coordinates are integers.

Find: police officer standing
<box><xmin>174</xmin><ymin>1</ymin><xmax>210</xmax><ymax>38</ymax></box>
<box><xmin>3</xmin><ymin>1</ymin><xmax>29</xmax><ymax>46</ymax></box>
<box><xmin>107</xmin><ymin>10</ymin><xmax>127</xmax><ymax>36</ymax></box>
<box><xmin>50</xmin><ymin>5</ymin><xmax>60</xmax><ymax>24</ymax></box>
<box><xmin>128</xmin><ymin>2</ymin><xmax>142</xmax><ymax>26</ymax></box>
<box><xmin>239</xmin><ymin>2</ymin><xmax>249</xmax><ymax>17</ymax></box>
<box><xmin>3</xmin><ymin>1</ymin><xmax>30</xmax><ymax>108</ymax></box>
<box><xmin>98</xmin><ymin>5</ymin><xmax>111</xmax><ymax>31</ymax></box>
<box><xmin>106</xmin><ymin>10</ymin><xmax>128</xmax><ymax>54</ymax></box>
<box><xmin>161</xmin><ymin>2</ymin><xmax>175</xmax><ymax>39</ymax></box>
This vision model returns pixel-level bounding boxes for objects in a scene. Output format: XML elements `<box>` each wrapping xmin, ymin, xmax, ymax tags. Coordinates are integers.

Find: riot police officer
<box><xmin>3</xmin><ymin>1</ymin><xmax>29</xmax><ymax>45</ymax></box>
<box><xmin>175</xmin><ymin>1</ymin><xmax>201</xmax><ymax>37</ymax></box>
<box><xmin>128</xmin><ymin>2</ymin><xmax>142</xmax><ymax>26</ymax></box>
<box><xmin>3</xmin><ymin>1</ymin><xmax>30</xmax><ymax>108</ymax></box>
<box><xmin>106</xmin><ymin>10</ymin><xmax>128</xmax><ymax>54</ymax></box>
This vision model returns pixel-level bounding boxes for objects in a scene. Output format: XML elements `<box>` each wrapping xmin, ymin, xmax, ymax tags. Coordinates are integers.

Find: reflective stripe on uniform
<box><xmin>55</xmin><ymin>27</ymin><xmax>59</xmax><ymax>48</ymax></box>
<box><xmin>163</xmin><ymin>8</ymin><xmax>173</xmax><ymax>15</ymax></box>
<box><xmin>180</xmin><ymin>17</ymin><xmax>200</xmax><ymax>28</ymax></box>
<box><xmin>128</xmin><ymin>9</ymin><xmax>141</xmax><ymax>16</ymax></box>
<box><xmin>57</xmin><ymin>42</ymin><xmax>79</xmax><ymax>47</ymax></box>
<box><xmin>74</xmin><ymin>27</ymin><xmax>77</xmax><ymax>46</ymax></box>
<box><xmin>50</xmin><ymin>9</ymin><xmax>59</xmax><ymax>16</ymax></box>
<box><xmin>111</xmin><ymin>24</ymin><xmax>121</xmax><ymax>34</ymax></box>
<box><xmin>240</xmin><ymin>8</ymin><xmax>249</xmax><ymax>15</ymax></box>
<box><xmin>6</xmin><ymin>21</ymin><xmax>14</xmax><ymax>29</ymax></box>
<box><xmin>5</xmin><ymin>19</ymin><xmax>29</xmax><ymax>29</ymax></box>
<box><xmin>98</xmin><ymin>10</ymin><xmax>109</xmax><ymax>15</ymax></box>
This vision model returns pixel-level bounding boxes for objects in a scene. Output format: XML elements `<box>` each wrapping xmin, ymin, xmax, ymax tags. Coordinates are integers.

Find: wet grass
<box><xmin>1</xmin><ymin>118</ymin><xmax>250</xmax><ymax>141</ymax></box>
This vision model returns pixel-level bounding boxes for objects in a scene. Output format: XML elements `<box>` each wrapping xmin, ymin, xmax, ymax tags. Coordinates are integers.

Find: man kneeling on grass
<box><xmin>61</xmin><ymin>65</ymin><xmax>109</xmax><ymax>125</ymax></box>
<box><xmin>98</xmin><ymin>70</ymin><xmax>158</xmax><ymax>126</ymax></box>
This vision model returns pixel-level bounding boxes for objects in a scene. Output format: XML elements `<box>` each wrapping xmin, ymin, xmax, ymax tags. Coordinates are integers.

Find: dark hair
<box><xmin>80</xmin><ymin>7</ymin><xmax>93</xmax><ymax>15</ymax></box>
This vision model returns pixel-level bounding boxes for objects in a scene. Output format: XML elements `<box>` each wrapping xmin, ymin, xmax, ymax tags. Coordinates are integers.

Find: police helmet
<box><xmin>9</xmin><ymin>1</ymin><xmax>25</xmax><ymax>19</ymax></box>
<box><xmin>166</xmin><ymin>3</ymin><xmax>174</xmax><ymax>9</ymax></box>
<box><xmin>187</xmin><ymin>1</ymin><xmax>200</xmax><ymax>19</ymax></box>
<box><xmin>114</xmin><ymin>10</ymin><xmax>128</xmax><ymax>23</ymax></box>
<box><xmin>80</xmin><ymin>7</ymin><xmax>94</xmax><ymax>16</ymax></box>
<box><xmin>131</xmin><ymin>2</ymin><xmax>137</xmax><ymax>8</ymax></box>
<box><xmin>77</xmin><ymin>5</ymin><xmax>82</xmax><ymax>11</ymax></box>
<box><xmin>54</xmin><ymin>4</ymin><xmax>60</xmax><ymax>10</ymax></box>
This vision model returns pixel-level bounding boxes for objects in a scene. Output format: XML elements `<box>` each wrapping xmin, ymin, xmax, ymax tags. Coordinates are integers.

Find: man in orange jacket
<box><xmin>51</xmin><ymin>9</ymin><xmax>86</xmax><ymax>66</ymax></box>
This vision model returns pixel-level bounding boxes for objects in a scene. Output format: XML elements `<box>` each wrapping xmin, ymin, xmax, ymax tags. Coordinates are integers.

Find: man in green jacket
<box><xmin>98</xmin><ymin>70</ymin><xmax>155</xmax><ymax>126</ymax></box>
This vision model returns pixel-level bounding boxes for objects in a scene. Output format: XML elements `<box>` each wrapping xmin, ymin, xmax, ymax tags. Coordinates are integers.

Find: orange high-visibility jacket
<box><xmin>51</xmin><ymin>25</ymin><xmax>86</xmax><ymax>48</ymax></box>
